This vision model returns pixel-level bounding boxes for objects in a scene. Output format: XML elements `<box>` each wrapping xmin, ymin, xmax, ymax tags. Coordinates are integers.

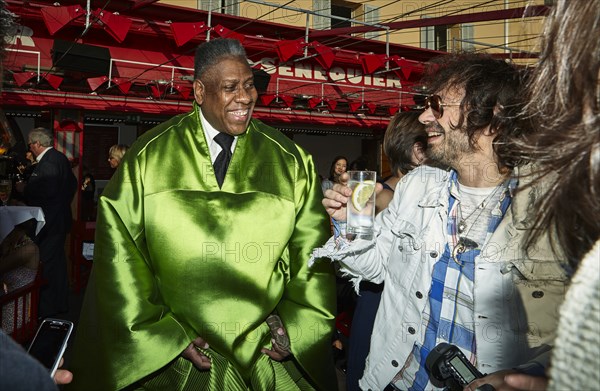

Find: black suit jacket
<box><xmin>24</xmin><ymin>148</ymin><xmax>77</xmax><ymax>236</ymax></box>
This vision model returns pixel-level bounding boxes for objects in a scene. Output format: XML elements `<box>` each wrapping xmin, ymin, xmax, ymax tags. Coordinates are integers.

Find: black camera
<box><xmin>425</xmin><ymin>343</ymin><xmax>495</xmax><ymax>391</ymax></box>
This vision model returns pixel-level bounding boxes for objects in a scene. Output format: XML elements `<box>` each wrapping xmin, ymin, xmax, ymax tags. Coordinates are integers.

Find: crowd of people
<box><xmin>0</xmin><ymin>0</ymin><xmax>599</xmax><ymax>390</ymax></box>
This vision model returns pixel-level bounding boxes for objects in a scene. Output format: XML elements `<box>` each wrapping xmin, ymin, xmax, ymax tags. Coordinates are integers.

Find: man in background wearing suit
<box><xmin>1</xmin><ymin>2</ymin><xmax>73</xmax><ymax>388</ymax></box>
<box><xmin>23</xmin><ymin>127</ymin><xmax>77</xmax><ymax>318</ymax></box>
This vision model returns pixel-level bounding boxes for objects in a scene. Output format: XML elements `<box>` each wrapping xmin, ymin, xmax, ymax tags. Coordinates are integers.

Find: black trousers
<box><xmin>38</xmin><ymin>230</ymin><xmax>69</xmax><ymax>318</ymax></box>
<box><xmin>346</xmin><ymin>281</ymin><xmax>384</xmax><ymax>391</ymax></box>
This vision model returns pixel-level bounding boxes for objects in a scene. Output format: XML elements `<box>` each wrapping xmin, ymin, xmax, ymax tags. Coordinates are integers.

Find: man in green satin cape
<box><xmin>69</xmin><ymin>38</ymin><xmax>337</xmax><ymax>391</ymax></box>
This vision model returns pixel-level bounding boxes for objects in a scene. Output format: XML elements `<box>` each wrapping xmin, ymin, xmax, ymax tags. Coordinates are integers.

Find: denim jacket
<box><xmin>317</xmin><ymin>165</ymin><xmax>568</xmax><ymax>390</ymax></box>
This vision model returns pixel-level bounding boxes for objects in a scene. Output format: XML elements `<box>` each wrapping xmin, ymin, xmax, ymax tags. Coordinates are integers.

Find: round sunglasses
<box><xmin>424</xmin><ymin>94</ymin><xmax>461</xmax><ymax>119</ymax></box>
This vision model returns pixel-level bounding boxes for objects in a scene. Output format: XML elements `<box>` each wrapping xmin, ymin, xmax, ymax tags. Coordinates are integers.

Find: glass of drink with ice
<box><xmin>346</xmin><ymin>171</ymin><xmax>376</xmax><ymax>240</ymax></box>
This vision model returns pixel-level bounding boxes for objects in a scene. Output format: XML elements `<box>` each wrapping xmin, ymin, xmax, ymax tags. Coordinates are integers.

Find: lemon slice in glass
<box><xmin>351</xmin><ymin>180</ymin><xmax>375</xmax><ymax>211</ymax></box>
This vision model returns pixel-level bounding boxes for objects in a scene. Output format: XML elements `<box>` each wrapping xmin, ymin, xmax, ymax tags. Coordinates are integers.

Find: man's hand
<box><xmin>181</xmin><ymin>337</ymin><xmax>211</xmax><ymax>370</ymax></box>
<box><xmin>466</xmin><ymin>369</ymin><xmax>546</xmax><ymax>391</ymax></box>
<box><xmin>503</xmin><ymin>373</ymin><xmax>548</xmax><ymax>391</ymax></box>
<box><xmin>322</xmin><ymin>173</ymin><xmax>383</xmax><ymax>221</ymax></box>
<box><xmin>53</xmin><ymin>358</ymin><xmax>73</xmax><ymax>385</ymax></box>
<box><xmin>261</xmin><ymin>315</ymin><xmax>292</xmax><ymax>362</ymax></box>
<box><xmin>260</xmin><ymin>327</ymin><xmax>292</xmax><ymax>361</ymax></box>
<box><xmin>322</xmin><ymin>173</ymin><xmax>351</xmax><ymax>222</ymax></box>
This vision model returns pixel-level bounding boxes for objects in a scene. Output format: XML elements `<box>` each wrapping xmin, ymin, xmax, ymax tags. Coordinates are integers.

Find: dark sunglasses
<box><xmin>423</xmin><ymin>94</ymin><xmax>461</xmax><ymax>119</ymax></box>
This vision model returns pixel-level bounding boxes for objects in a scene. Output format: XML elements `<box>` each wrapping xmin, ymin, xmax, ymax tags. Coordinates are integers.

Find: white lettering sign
<box><xmin>257</xmin><ymin>57</ymin><xmax>401</xmax><ymax>89</ymax></box>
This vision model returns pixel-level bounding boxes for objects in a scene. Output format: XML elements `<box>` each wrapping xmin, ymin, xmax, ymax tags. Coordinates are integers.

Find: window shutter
<box><xmin>198</xmin><ymin>0</ymin><xmax>215</xmax><ymax>12</ymax></box>
<box><xmin>462</xmin><ymin>24</ymin><xmax>475</xmax><ymax>51</ymax></box>
<box><xmin>224</xmin><ymin>0</ymin><xmax>239</xmax><ymax>16</ymax></box>
<box><xmin>420</xmin><ymin>16</ymin><xmax>434</xmax><ymax>50</ymax></box>
<box><xmin>364</xmin><ymin>5</ymin><xmax>379</xmax><ymax>40</ymax></box>
<box><xmin>313</xmin><ymin>0</ymin><xmax>331</xmax><ymax>29</ymax></box>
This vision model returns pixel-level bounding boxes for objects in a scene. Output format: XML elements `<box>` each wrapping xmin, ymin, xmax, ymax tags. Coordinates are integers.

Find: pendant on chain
<box><xmin>452</xmin><ymin>240</ymin><xmax>466</xmax><ymax>265</ymax></box>
<box><xmin>452</xmin><ymin>237</ymin><xmax>479</xmax><ymax>265</ymax></box>
<box><xmin>458</xmin><ymin>219</ymin><xmax>467</xmax><ymax>234</ymax></box>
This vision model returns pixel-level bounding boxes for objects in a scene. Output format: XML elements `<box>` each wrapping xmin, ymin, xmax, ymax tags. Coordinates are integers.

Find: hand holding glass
<box><xmin>346</xmin><ymin>171</ymin><xmax>376</xmax><ymax>240</ymax></box>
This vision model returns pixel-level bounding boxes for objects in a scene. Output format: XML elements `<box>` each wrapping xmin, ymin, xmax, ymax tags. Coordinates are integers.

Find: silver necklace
<box><xmin>452</xmin><ymin>181</ymin><xmax>508</xmax><ymax>265</ymax></box>
<box><xmin>456</xmin><ymin>182</ymin><xmax>505</xmax><ymax>235</ymax></box>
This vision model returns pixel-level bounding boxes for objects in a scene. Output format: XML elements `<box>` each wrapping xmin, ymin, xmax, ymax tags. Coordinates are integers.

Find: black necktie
<box><xmin>213</xmin><ymin>132</ymin><xmax>234</xmax><ymax>187</ymax></box>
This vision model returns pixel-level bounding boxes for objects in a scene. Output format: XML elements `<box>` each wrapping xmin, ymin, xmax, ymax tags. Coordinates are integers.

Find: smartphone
<box><xmin>27</xmin><ymin>318</ymin><xmax>74</xmax><ymax>377</ymax></box>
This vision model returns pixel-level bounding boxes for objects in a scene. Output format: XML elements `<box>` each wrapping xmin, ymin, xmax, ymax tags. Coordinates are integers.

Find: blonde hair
<box><xmin>108</xmin><ymin>144</ymin><xmax>129</xmax><ymax>163</ymax></box>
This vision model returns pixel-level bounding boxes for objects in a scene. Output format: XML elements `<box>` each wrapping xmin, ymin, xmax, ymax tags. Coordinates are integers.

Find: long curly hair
<box><xmin>420</xmin><ymin>53</ymin><xmax>530</xmax><ymax>170</ymax></box>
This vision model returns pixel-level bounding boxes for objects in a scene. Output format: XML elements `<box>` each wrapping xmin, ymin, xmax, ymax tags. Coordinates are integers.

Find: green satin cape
<box><xmin>68</xmin><ymin>104</ymin><xmax>336</xmax><ymax>390</ymax></box>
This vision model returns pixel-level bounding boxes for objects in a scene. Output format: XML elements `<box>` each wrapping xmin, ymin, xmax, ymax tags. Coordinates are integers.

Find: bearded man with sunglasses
<box><xmin>315</xmin><ymin>53</ymin><xmax>568</xmax><ymax>391</ymax></box>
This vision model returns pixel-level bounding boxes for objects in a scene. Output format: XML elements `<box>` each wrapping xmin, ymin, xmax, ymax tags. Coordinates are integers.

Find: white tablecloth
<box><xmin>0</xmin><ymin>206</ymin><xmax>45</xmax><ymax>243</ymax></box>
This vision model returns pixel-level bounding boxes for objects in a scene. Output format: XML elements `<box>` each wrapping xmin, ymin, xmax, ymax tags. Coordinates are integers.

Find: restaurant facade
<box><xmin>1</xmin><ymin>0</ymin><xmax>548</xmax><ymax>219</ymax></box>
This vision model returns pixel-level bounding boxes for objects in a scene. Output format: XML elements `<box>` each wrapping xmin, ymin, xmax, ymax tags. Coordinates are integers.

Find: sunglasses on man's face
<box><xmin>423</xmin><ymin>94</ymin><xmax>461</xmax><ymax>119</ymax></box>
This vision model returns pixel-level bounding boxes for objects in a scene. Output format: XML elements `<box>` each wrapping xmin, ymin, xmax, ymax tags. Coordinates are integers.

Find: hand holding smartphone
<box><xmin>27</xmin><ymin>318</ymin><xmax>74</xmax><ymax>378</ymax></box>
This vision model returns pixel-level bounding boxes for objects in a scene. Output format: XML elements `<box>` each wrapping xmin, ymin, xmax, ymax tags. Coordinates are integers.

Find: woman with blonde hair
<box><xmin>107</xmin><ymin>144</ymin><xmax>129</xmax><ymax>169</ymax></box>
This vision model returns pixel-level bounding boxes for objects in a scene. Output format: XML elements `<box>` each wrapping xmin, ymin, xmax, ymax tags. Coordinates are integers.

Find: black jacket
<box><xmin>24</xmin><ymin>148</ymin><xmax>77</xmax><ymax>236</ymax></box>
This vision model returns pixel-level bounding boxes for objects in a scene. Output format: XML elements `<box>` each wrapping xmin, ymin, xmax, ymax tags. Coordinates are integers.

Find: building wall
<box><xmin>161</xmin><ymin>0</ymin><xmax>546</xmax><ymax>65</ymax></box>
<box><xmin>157</xmin><ymin>0</ymin><xmax>549</xmax><ymax>180</ymax></box>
